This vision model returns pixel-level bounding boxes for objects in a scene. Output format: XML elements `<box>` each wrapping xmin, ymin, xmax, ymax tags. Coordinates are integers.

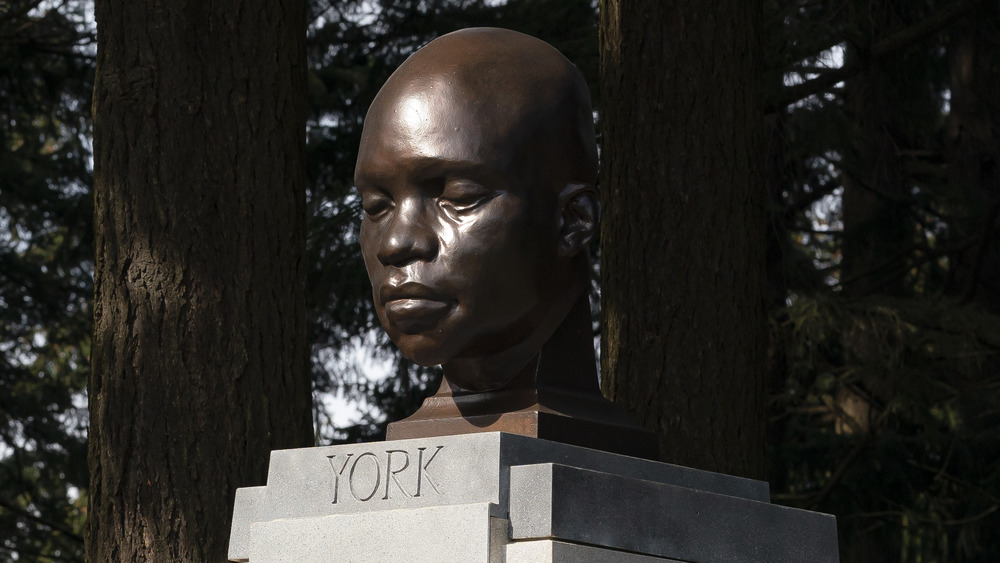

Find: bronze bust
<box><xmin>355</xmin><ymin>27</ymin><xmax>655</xmax><ymax>458</ymax></box>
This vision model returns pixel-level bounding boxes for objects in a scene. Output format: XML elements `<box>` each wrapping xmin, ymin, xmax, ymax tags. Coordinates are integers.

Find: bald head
<box><xmin>358</xmin><ymin>27</ymin><xmax>598</xmax><ymax>192</ymax></box>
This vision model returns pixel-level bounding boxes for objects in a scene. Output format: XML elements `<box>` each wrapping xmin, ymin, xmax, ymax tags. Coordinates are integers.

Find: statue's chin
<box><xmin>393</xmin><ymin>335</ymin><xmax>524</xmax><ymax>392</ymax></box>
<box><xmin>390</xmin><ymin>333</ymin><xmax>451</xmax><ymax>368</ymax></box>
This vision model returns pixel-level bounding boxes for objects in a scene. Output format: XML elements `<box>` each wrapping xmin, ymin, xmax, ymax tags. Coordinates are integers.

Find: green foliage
<box><xmin>771</xmin><ymin>296</ymin><xmax>1000</xmax><ymax>561</ymax></box>
<box><xmin>764</xmin><ymin>1</ymin><xmax>1000</xmax><ymax>559</ymax></box>
<box><xmin>0</xmin><ymin>1</ymin><xmax>94</xmax><ymax>560</ymax></box>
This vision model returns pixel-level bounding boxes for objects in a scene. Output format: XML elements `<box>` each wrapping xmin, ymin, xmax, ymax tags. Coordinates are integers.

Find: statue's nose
<box><xmin>376</xmin><ymin>199</ymin><xmax>439</xmax><ymax>266</ymax></box>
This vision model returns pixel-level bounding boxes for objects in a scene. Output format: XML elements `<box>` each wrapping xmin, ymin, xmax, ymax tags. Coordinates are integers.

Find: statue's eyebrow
<box><xmin>408</xmin><ymin>156</ymin><xmax>486</xmax><ymax>176</ymax></box>
<box><xmin>402</xmin><ymin>156</ymin><xmax>505</xmax><ymax>187</ymax></box>
<box><xmin>356</xmin><ymin>155</ymin><xmax>506</xmax><ymax>192</ymax></box>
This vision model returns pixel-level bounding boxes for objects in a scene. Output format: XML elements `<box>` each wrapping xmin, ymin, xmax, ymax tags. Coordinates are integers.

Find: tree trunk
<box><xmin>87</xmin><ymin>1</ymin><xmax>313</xmax><ymax>560</ymax></box>
<box><xmin>837</xmin><ymin>5</ymin><xmax>924</xmax><ymax>561</ymax></box>
<box><xmin>947</xmin><ymin>2</ymin><xmax>1000</xmax><ymax>314</ymax></box>
<box><xmin>599</xmin><ymin>0</ymin><xmax>767</xmax><ymax>479</ymax></box>
<box><xmin>839</xmin><ymin>5</ymin><xmax>913</xmax><ymax>298</ymax></box>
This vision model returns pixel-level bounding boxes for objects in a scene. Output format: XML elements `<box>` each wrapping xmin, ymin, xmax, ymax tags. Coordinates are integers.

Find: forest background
<box><xmin>2</xmin><ymin>0</ymin><xmax>1000</xmax><ymax>561</ymax></box>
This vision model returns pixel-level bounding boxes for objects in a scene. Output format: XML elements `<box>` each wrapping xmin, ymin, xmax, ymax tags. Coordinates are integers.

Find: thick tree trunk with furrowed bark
<box><xmin>599</xmin><ymin>0</ymin><xmax>767</xmax><ymax>479</ymax></box>
<box><xmin>87</xmin><ymin>0</ymin><xmax>313</xmax><ymax>560</ymax></box>
<box><xmin>947</xmin><ymin>2</ymin><xmax>1000</xmax><ymax>315</ymax></box>
<box><xmin>839</xmin><ymin>3</ymin><xmax>912</xmax><ymax>300</ymax></box>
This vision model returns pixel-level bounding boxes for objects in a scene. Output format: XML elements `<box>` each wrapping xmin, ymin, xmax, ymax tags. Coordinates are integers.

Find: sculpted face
<box><xmin>355</xmin><ymin>28</ymin><xmax>598</xmax><ymax>392</ymax></box>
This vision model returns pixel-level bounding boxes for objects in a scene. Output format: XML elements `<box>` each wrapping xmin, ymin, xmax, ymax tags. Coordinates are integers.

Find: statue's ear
<box><xmin>557</xmin><ymin>183</ymin><xmax>600</xmax><ymax>257</ymax></box>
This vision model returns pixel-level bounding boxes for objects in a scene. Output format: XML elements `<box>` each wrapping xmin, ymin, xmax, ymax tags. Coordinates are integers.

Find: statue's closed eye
<box><xmin>361</xmin><ymin>192</ymin><xmax>392</xmax><ymax>218</ymax></box>
<box><xmin>439</xmin><ymin>181</ymin><xmax>496</xmax><ymax>214</ymax></box>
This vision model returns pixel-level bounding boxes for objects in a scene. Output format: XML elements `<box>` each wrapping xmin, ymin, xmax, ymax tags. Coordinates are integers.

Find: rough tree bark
<box><xmin>599</xmin><ymin>0</ymin><xmax>767</xmax><ymax>479</ymax></box>
<box><xmin>947</xmin><ymin>2</ymin><xmax>1000</xmax><ymax>315</ymax></box>
<box><xmin>839</xmin><ymin>4</ymin><xmax>912</xmax><ymax>299</ymax></box>
<box><xmin>87</xmin><ymin>1</ymin><xmax>313</xmax><ymax>560</ymax></box>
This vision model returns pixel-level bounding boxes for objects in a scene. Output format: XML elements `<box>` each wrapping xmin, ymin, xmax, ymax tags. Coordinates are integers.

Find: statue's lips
<box><xmin>384</xmin><ymin>298</ymin><xmax>452</xmax><ymax>332</ymax></box>
<box><xmin>381</xmin><ymin>283</ymin><xmax>454</xmax><ymax>332</ymax></box>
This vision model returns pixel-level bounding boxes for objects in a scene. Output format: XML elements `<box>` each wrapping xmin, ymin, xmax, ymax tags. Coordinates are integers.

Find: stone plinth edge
<box><xmin>227</xmin><ymin>432</ymin><xmax>835</xmax><ymax>562</ymax></box>
<box><xmin>509</xmin><ymin>463</ymin><xmax>839</xmax><ymax>563</ymax></box>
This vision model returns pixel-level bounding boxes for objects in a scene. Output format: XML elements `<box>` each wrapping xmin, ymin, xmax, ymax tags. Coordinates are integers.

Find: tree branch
<box><xmin>766</xmin><ymin>0</ymin><xmax>990</xmax><ymax>113</ymax></box>
<box><xmin>0</xmin><ymin>544</ymin><xmax>83</xmax><ymax>563</ymax></box>
<box><xmin>0</xmin><ymin>0</ymin><xmax>46</xmax><ymax>25</ymax></box>
<box><xmin>0</xmin><ymin>497</ymin><xmax>84</xmax><ymax>544</ymax></box>
<box><xmin>780</xmin><ymin>179</ymin><xmax>841</xmax><ymax>220</ymax></box>
<box><xmin>772</xmin><ymin>435</ymin><xmax>869</xmax><ymax>507</ymax></box>
<box><xmin>961</xmin><ymin>200</ymin><xmax>1000</xmax><ymax>304</ymax></box>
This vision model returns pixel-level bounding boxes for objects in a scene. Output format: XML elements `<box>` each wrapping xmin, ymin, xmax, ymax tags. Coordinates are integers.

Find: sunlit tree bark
<box><xmin>87</xmin><ymin>0</ymin><xmax>313</xmax><ymax>559</ymax></box>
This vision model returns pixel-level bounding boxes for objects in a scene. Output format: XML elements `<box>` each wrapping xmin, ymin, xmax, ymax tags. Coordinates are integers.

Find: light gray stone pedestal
<box><xmin>229</xmin><ymin>432</ymin><xmax>837</xmax><ymax>562</ymax></box>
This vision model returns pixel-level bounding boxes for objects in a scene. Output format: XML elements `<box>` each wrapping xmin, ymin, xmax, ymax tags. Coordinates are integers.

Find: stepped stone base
<box><xmin>229</xmin><ymin>432</ymin><xmax>838</xmax><ymax>562</ymax></box>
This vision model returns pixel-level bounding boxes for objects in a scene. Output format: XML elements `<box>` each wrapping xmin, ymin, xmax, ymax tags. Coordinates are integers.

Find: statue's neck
<box><xmin>387</xmin><ymin>285</ymin><xmax>657</xmax><ymax>460</ymax></box>
<box><xmin>439</xmin><ymin>291</ymin><xmax>599</xmax><ymax>398</ymax></box>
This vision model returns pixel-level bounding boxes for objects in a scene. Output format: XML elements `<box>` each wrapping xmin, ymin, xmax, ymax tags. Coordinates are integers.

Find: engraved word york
<box><xmin>326</xmin><ymin>445</ymin><xmax>444</xmax><ymax>503</ymax></box>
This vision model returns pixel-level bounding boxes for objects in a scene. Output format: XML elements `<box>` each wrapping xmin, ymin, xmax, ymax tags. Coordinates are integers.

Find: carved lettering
<box><xmin>383</xmin><ymin>449</ymin><xmax>411</xmax><ymax>499</ymax></box>
<box><xmin>415</xmin><ymin>445</ymin><xmax>443</xmax><ymax>497</ymax></box>
<box><xmin>349</xmin><ymin>452</ymin><xmax>381</xmax><ymax>501</ymax></box>
<box><xmin>326</xmin><ymin>445</ymin><xmax>443</xmax><ymax>504</ymax></box>
<box><xmin>326</xmin><ymin>453</ymin><xmax>353</xmax><ymax>504</ymax></box>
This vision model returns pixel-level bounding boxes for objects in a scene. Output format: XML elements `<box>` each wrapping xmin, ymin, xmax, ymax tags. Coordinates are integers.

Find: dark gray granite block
<box><xmin>509</xmin><ymin>463</ymin><xmax>839</xmax><ymax>563</ymax></box>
